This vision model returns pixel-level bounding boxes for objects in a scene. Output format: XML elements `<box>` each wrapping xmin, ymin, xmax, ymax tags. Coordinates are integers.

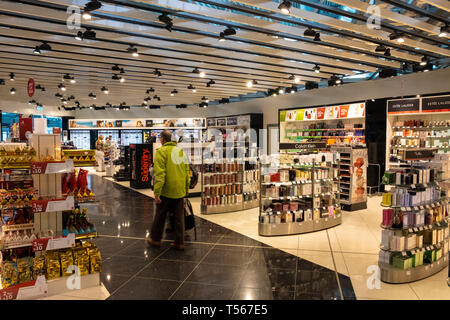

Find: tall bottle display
<box><xmin>379</xmin><ymin>150</ymin><xmax>449</xmax><ymax>283</ymax></box>
<box><xmin>258</xmin><ymin>152</ymin><xmax>341</xmax><ymax>236</ymax></box>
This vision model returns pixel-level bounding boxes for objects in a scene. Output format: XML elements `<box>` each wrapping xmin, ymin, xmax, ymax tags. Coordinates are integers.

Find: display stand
<box><xmin>279</xmin><ymin>102</ymin><xmax>367</xmax><ymax>211</ymax></box>
<box><xmin>129</xmin><ymin>144</ymin><xmax>152</xmax><ymax>189</ymax></box>
<box><xmin>62</xmin><ymin>150</ymin><xmax>96</xmax><ymax>167</ymax></box>
<box><xmin>0</xmin><ymin>135</ymin><xmax>101</xmax><ymax>299</ymax></box>
<box><xmin>258</xmin><ymin>153</ymin><xmax>341</xmax><ymax>236</ymax></box>
<box><xmin>378</xmin><ymin>147</ymin><xmax>449</xmax><ymax>284</ymax></box>
<box><xmin>331</xmin><ymin>146</ymin><xmax>368</xmax><ymax>211</ymax></box>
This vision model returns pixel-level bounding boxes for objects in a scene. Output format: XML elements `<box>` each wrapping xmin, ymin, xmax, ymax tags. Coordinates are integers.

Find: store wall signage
<box><xmin>130</xmin><ymin>144</ymin><xmax>153</xmax><ymax>189</ymax></box>
<box><xmin>216</xmin><ymin>118</ymin><xmax>226</xmax><ymax>126</ymax></box>
<box><xmin>422</xmin><ymin>95</ymin><xmax>450</xmax><ymax>113</ymax></box>
<box><xmin>69</xmin><ymin>118</ymin><xmax>206</xmax><ymax>129</ymax></box>
<box><xmin>207</xmin><ymin>118</ymin><xmax>217</xmax><ymax>127</ymax></box>
<box><xmin>280</xmin><ymin>102</ymin><xmax>365</xmax><ymax>122</ymax></box>
<box><xmin>237</xmin><ymin>116</ymin><xmax>251</xmax><ymax>126</ymax></box>
<box><xmin>140</xmin><ymin>148</ymin><xmax>151</xmax><ymax>182</ymax></box>
<box><xmin>27</xmin><ymin>78</ymin><xmax>35</xmax><ymax>98</ymax></box>
<box><xmin>279</xmin><ymin>142</ymin><xmax>327</xmax><ymax>150</ymax></box>
<box><xmin>387</xmin><ymin>98</ymin><xmax>420</xmax><ymax>114</ymax></box>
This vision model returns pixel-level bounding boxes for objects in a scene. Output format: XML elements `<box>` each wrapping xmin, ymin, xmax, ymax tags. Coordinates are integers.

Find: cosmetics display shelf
<box><xmin>380</xmin><ymin>197</ymin><xmax>447</xmax><ymax>209</ymax></box>
<box><xmin>259</xmin><ymin>155</ymin><xmax>341</xmax><ymax>236</ymax></box>
<box><xmin>380</xmin><ymin>237</ymin><xmax>449</xmax><ymax>254</ymax></box>
<box><xmin>393</xmin><ymin>126</ymin><xmax>450</xmax><ymax>130</ymax></box>
<box><xmin>380</xmin><ymin>217</ymin><xmax>449</xmax><ymax>231</ymax></box>
<box><xmin>331</xmin><ymin>146</ymin><xmax>368</xmax><ymax>211</ymax></box>
<box><xmin>285</xmin><ymin>128</ymin><xmax>366</xmax><ymax>132</ymax></box>
<box><xmin>379</xmin><ymin>254</ymin><xmax>448</xmax><ymax>284</ymax></box>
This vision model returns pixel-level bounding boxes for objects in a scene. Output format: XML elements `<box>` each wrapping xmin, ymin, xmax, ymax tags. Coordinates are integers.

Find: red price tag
<box><xmin>32</xmin><ymin>238</ymin><xmax>48</xmax><ymax>252</ymax></box>
<box><xmin>30</xmin><ymin>162</ymin><xmax>47</xmax><ymax>174</ymax></box>
<box><xmin>31</xmin><ymin>200</ymin><xmax>47</xmax><ymax>213</ymax></box>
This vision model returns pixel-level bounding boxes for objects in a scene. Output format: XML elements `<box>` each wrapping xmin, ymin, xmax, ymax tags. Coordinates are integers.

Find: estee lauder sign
<box><xmin>387</xmin><ymin>98</ymin><xmax>420</xmax><ymax>114</ymax></box>
<box><xmin>422</xmin><ymin>95</ymin><xmax>450</xmax><ymax>112</ymax></box>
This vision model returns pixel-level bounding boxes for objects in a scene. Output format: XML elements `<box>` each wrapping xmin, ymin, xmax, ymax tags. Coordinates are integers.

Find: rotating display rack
<box><xmin>379</xmin><ymin>149</ymin><xmax>449</xmax><ymax>284</ymax></box>
<box><xmin>258</xmin><ymin>152</ymin><xmax>341</xmax><ymax>236</ymax></box>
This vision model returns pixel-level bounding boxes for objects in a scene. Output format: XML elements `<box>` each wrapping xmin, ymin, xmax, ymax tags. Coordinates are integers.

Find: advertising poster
<box><xmin>237</xmin><ymin>116</ymin><xmax>250</xmax><ymax>126</ymax></box>
<box><xmin>339</xmin><ymin>105</ymin><xmax>350</xmax><ymax>118</ymax></box>
<box><xmin>303</xmin><ymin>108</ymin><xmax>316</xmax><ymax>121</ymax></box>
<box><xmin>316</xmin><ymin>107</ymin><xmax>325</xmax><ymax>120</ymax></box>
<box><xmin>351</xmin><ymin>148</ymin><xmax>368</xmax><ymax>204</ymax></box>
<box><xmin>207</xmin><ymin>118</ymin><xmax>217</xmax><ymax>126</ymax></box>
<box><xmin>323</xmin><ymin>106</ymin><xmax>336</xmax><ymax>120</ymax></box>
<box><xmin>347</xmin><ymin>103</ymin><xmax>365</xmax><ymax>118</ymax></box>
<box><xmin>295</xmin><ymin>109</ymin><xmax>305</xmax><ymax>121</ymax></box>
<box><xmin>279</xmin><ymin>111</ymin><xmax>286</xmax><ymax>122</ymax></box>
<box><xmin>216</xmin><ymin>118</ymin><xmax>226</xmax><ymax>126</ymax></box>
<box><xmin>69</xmin><ymin>120</ymin><xmax>94</xmax><ymax>128</ymax></box>
<box><xmin>285</xmin><ymin>110</ymin><xmax>297</xmax><ymax>121</ymax></box>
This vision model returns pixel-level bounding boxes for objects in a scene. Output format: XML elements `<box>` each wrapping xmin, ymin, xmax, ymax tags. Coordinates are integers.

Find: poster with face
<box><xmin>304</xmin><ymin>108</ymin><xmax>316</xmax><ymax>121</ymax></box>
<box><xmin>70</xmin><ymin>120</ymin><xmax>95</xmax><ymax>128</ymax></box>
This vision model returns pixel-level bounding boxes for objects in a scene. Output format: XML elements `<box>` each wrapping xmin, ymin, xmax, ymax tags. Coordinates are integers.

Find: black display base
<box><xmin>342</xmin><ymin>201</ymin><xmax>367</xmax><ymax>211</ymax></box>
<box><xmin>113</xmin><ymin>176</ymin><xmax>130</xmax><ymax>182</ymax></box>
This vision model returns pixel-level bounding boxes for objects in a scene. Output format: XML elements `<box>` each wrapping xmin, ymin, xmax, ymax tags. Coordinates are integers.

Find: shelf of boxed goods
<box><xmin>259</xmin><ymin>167</ymin><xmax>341</xmax><ymax>236</ymax></box>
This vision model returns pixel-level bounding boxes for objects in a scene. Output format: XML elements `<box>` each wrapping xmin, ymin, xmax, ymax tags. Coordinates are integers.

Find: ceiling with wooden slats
<box><xmin>0</xmin><ymin>0</ymin><xmax>448</xmax><ymax>110</ymax></box>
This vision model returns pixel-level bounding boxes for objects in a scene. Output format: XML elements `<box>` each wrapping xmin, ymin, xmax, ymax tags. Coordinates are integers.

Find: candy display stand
<box><xmin>0</xmin><ymin>134</ymin><xmax>101</xmax><ymax>299</ymax></box>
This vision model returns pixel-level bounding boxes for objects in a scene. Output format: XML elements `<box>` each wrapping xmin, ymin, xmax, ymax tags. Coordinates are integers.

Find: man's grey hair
<box><xmin>161</xmin><ymin>129</ymin><xmax>172</xmax><ymax>143</ymax></box>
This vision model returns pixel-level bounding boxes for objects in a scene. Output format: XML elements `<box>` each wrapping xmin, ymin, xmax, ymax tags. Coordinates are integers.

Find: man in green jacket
<box><xmin>147</xmin><ymin>130</ymin><xmax>190</xmax><ymax>250</ymax></box>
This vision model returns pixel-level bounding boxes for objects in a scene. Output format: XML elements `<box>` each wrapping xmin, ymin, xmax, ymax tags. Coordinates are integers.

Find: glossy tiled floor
<box><xmin>80</xmin><ymin>174</ymin><xmax>354</xmax><ymax>300</ymax></box>
<box><xmin>60</xmin><ymin>169</ymin><xmax>450</xmax><ymax>300</ymax></box>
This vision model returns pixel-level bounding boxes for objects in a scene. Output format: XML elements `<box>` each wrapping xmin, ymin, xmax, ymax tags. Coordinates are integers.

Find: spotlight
<box><xmin>278</xmin><ymin>87</ymin><xmax>284</xmax><ymax>94</ymax></box>
<box><xmin>40</xmin><ymin>87</ymin><xmax>46</xmax><ymax>92</ymax></box>
<box><xmin>305</xmin><ymin>81</ymin><xmax>318</xmax><ymax>90</ymax></box>
<box><xmin>219</xmin><ymin>32</ymin><xmax>226</xmax><ymax>41</ymax></box>
<box><xmin>170</xmin><ymin>89</ymin><xmax>178</xmax><ymax>96</ymax></box>
<box><xmin>62</xmin><ymin>98</ymin><xmax>67</xmax><ymax>104</ymax></box>
<box><xmin>192</xmin><ymin>67</ymin><xmax>200</xmax><ymax>74</ymax></box>
<box><xmin>223</xmin><ymin>27</ymin><xmax>236</xmax><ymax>36</ymax></box>
<box><xmin>304</xmin><ymin>27</ymin><xmax>316</xmax><ymax>37</ymax></box>
<box><xmin>106</xmin><ymin>102</ymin><xmax>112</xmax><ymax>107</ymax></box>
<box><xmin>36</xmin><ymin>84</ymin><xmax>42</xmax><ymax>90</ymax></box>
<box><xmin>288</xmin><ymin>74</ymin><xmax>295</xmax><ymax>80</ymax></box>
<box><xmin>33</xmin><ymin>46</ymin><xmax>41</xmax><ymax>55</ymax></box>
<box><xmin>199</xmin><ymin>71</ymin><xmax>205</xmax><ymax>78</ymax></box>
<box><xmin>199</xmin><ymin>102</ymin><xmax>208</xmax><ymax>108</ymax></box>
<box><xmin>158</xmin><ymin>13</ymin><xmax>173</xmax><ymax>32</ymax></box>
<box><xmin>389</xmin><ymin>32</ymin><xmax>405</xmax><ymax>43</ymax></box>
<box><xmin>246</xmin><ymin>80</ymin><xmax>253</xmax><ymax>88</ymax></box>
<box><xmin>127</xmin><ymin>45</ymin><xmax>139</xmax><ymax>57</ymax></box>
<box><xmin>9</xmin><ymin>73</ymin><xmax>14</xmax><ymax>81</ymax></box>
<box><xmin>278</xmin><ymin>0</ymin><xmax>292</xmax><ymax>14</ymax></box>
<box><xmin>439</xmin><ymin>24</ymin><xmax>449</xmax><ymax>37</ymax></box>
<box><xmin>420</xmin><ymin>56</ymin><xmax>428</xmax><ymax>66</ymax></box>
<box><xmin>112</xmin><ymin>74</ymin><xmax>120</xmax><ymax>80</ymax></box>
<box><xmin>75</xmin><ymin>31</ymin><xmax>83</xmax><ymax>41</ymax></box>
<box><xmin>83</xmin><ymin>28</ymin><xmax>96</xmax><ymax>40</ymax></box>
<box><xmin>120</xmin><ymin>68</ymin><xmax>125</xmax><ymax>74</ymax></box>
<box><xmin>146</xmin><ymin>88</ymin><xmax>155</xmax><ymax>94</ymax></box>
<box><xmin>39</xmin><ymin>42</ymin><xmax>52</xmax><ymax>51</ymax></box>
<box><xmin>176</xmin><ymin>104</ymin><xmax>187</xmax><ymax>109</ymax></box>
<box><xmin>10</xmin><ymin>88</ymin><xmax>16</xmax><ymax>95</ymax></box>
<box><xmin>201</xmin><ymin>96</ymin><xmax>209</xmax><ymax>103</ymax></box>
<box><xmin>58</xmin><ymin>83</ymin><xmax>66</xmax><ymax>91</ymax></box>
<box><xmin>83</xmin><ymin>0</ymin><xmax>102</xmax><ymax>19</ymax></box>
<box><xmin>313</xmin><ymin>64</ymin><xmax>320</xmax><ymax>73</ymax></box>
<box><xmin>112</xmin><ymin>64</ymin><xmax>120</xmax><ymax>71</ymax></box>
<box><xmin>101</xmin><ymin>86</ymin><xmax>109</xmax><ymax>94</ymax></box>
<box><xmin>206</xmin><ymin>79</ymin><xmax>215</xmax><ymax>87</ymax></box>
<box><xmin>188</xmin><ymin>84</ymin><xmax>196</xmax><ymax>92</ymax></box>
<box><xmin>295</xmin><ymin>77</ymin><xmax>300</xmax><ymax>83</ymax></box>
<box><xmin>68</xmin><ymin>95</ymin><xmax>75</xmax><ymax>100</ymax></box>
<box><xmin>379</xmin><ymin>68</ymin><xmax>397</xmax><ymax>78</ymax></box>
<box><xmin>289</xmin><ymin>86</ymin><xmax>298</xmax><ymax>93</ymax></box>
<box><xmin>375</xmin><ymin>44</ymin><xmax>387</xmax><ymax>52</ymax></box>
<box><xmin>88</xmin><ymin>92</ymin><xmax>96</xmax><ymax>99</ymax></box>
<box><xmin>120</xmin><ymin>77</ymin><xmax>125</xmax><ymax>83</ymax></box>
<box><xmin>153</xmin><ymin>69</ymin><xmax>162</xmax><ymax>76</ymax></box>
<box><xmin>328</xmin><ymin>75</ymin><xmax>341</xmax><ymax>87</ymax></box>
<box><xmin>383</xmin><ymin>48</ymin><xmax>391</xmax><ymax>57</ymax></box>
<box><xmin>313</xmin><ymin>33</ymin><xmax>321</xmax><ymax>41</ymax></box>
<box><xmin>90</xmin><ymin>106</ymin><xmax>94</xmax><ymax>110</ymax></box>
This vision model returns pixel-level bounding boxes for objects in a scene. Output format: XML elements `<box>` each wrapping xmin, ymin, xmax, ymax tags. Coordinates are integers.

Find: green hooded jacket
<box><xmin>153</xmin><ymin>141</ymin><xmax>190</xmax><ymax>199</ymax></box>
